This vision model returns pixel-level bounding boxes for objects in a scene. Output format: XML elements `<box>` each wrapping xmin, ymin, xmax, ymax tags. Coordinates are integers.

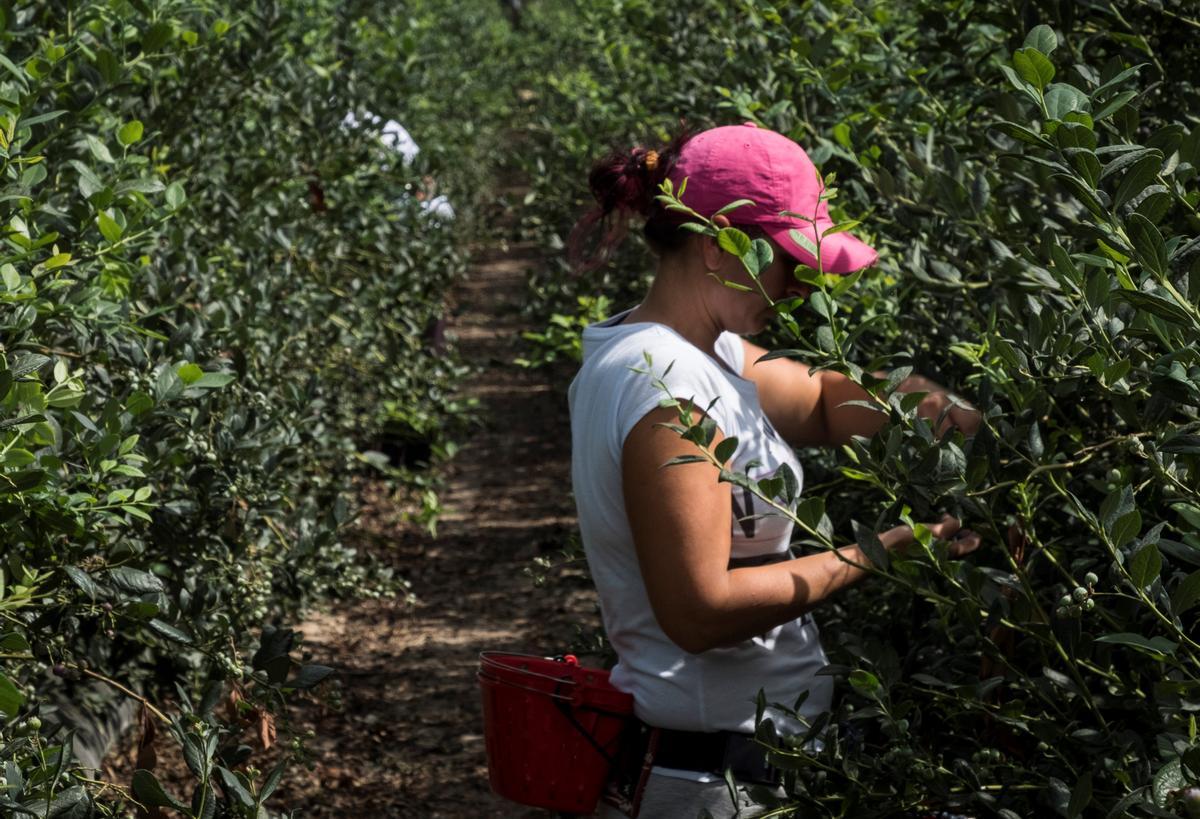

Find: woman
<box><xmin>567</xmin><ymin>123</ymin><xmax>982</xmax><ymax>818</ymax></box>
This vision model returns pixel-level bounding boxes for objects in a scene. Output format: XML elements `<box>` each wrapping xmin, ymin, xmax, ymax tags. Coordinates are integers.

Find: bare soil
<box><xmin>269</xmin><ymin>237</ymin><xmax>601</xmax><ymax>816</ymax></box>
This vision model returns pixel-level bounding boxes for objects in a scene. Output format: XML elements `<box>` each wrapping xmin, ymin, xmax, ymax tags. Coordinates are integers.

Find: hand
<box><xmin>944</xmin><ymin>400</ymin><xmax>982</xmax><ymax>437</ymax></box>
<box><xmin>925</xmin><ymin>513</ymin><xmax>982</xmax><ymax>558</ymax></box>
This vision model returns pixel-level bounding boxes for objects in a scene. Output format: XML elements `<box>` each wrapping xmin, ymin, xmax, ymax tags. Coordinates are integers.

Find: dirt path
<box><xmin>274</xmin><ymin>227</ymin><xmax>602</xmax><ymax>816</ymax></box>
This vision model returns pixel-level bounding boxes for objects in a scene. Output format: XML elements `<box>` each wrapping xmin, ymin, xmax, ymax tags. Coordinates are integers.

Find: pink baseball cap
<box><xmin>668</xmin><ymin>122</ymin><xmax>878</xmax><ymax>274</ymax></box>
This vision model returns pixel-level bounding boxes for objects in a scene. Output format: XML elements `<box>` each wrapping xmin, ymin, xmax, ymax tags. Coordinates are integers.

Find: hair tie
<box><xmin>644</xmin><ymin>150</ymin><xmax>659</xmax><ymax>172</ymax></box>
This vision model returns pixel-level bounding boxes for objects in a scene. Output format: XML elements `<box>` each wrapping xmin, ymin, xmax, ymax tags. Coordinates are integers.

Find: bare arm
<box><xmin>621</xmin><ymin>405</ymin><xmax>970</xmax><ymax>654</ymax></box>
<box><xmin>741</xmin><ymin>339</ymin><xmax>980</xmax><ymax>447</ymax></box>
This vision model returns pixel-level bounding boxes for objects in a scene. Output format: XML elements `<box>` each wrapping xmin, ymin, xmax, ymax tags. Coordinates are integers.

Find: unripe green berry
<box><xmin>1055</xmin><ymin>606</ymin><xmax>1068</xmax><ymax>619</ymax></box>
<box><xmin>1072</xmin><ymin>587</ymin><xmax>1089</xmax><ymax>603</ymax></box>
<box><xmin>1068</xmin><ymin>604</ymin><xmax>1082</xmax><ymax>618</ymax></box>
<box><xmin>1083</xmin><ymin>598</ymin><xmax>1095</xmax><ymax>612</ymax></box>
<box><xmin>1084</xmin><ymin>572</ymin><xmax>1099</xmax><ymax>586</ymax></box>
<box><xmin>1059</xmin><ymin>594</ymin><xmax>1072</xmax><ymax>608</ymax></box>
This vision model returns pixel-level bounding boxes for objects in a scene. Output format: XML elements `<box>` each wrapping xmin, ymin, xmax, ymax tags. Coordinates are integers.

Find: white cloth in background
<box><xmin>341</xmin><ymin>110</ymin><xmax>421</xmax><ymax>165</ymax></box>
<box><xmin>340</xmin><ymin>110</ymin><xmax>454</xmax><ymax>221</ymax></box>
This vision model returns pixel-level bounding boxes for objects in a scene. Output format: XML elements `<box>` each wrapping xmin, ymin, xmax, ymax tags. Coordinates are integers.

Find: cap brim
<box><xmin>766</xmin><ymin>220</ymin><xmax>878</xmax><ymax>275</ymax></box>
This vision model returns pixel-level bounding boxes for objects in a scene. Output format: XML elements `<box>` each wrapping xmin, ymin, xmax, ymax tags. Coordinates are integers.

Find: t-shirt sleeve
<box><xmin>715</xmin><ymin>331</ymin><xmax>746</xmax><ymax>376</ymax></box>
<box><xmin>608</xmin><ymin>334</ymin><xmax>733</xmax><ymax>455</ymax></box>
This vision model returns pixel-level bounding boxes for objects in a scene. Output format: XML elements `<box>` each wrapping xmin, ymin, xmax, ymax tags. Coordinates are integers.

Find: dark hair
<box><xmin>567</xmin><ymin>128</ymin><xmax>694</xmax><ymax>273</ymax></box>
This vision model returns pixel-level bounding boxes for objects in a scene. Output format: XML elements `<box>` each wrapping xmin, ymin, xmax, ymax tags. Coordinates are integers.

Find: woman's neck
<box><xmin>625</xmin><ymin>258</ymin><xmax>722</xmax><ymax>355</ymax></box>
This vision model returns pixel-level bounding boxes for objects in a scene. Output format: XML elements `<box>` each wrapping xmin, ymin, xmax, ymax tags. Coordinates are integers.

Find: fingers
<box><xmin>921</xmin><ymin>514</ymin><xmax>984</xmax><ymax>558</ymax></box>
<box><xmin>926</xmin><ymin>513</ymin><xmax>962</xmax><ymax>539</ymax></box>
<box><xmin>947</xmin><ymin>528</ymin><xmax>983</xmax><ymax>558</ymax></box>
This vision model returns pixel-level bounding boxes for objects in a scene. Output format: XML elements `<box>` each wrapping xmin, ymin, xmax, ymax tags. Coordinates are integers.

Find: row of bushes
<box><xmin>510</xmin><ymin>0</ymin><xmax>1199</xmax><ymax>815</ymax></box>
<box><xmin>0</xmin><ymin>0</ymin><xmax>522</xmax><ymax>814</ymax></box>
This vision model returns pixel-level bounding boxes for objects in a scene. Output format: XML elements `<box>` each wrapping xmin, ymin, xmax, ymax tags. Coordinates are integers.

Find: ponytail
<box><xmin>568</xmin><ymin>128</ymin><xmax>692</xmax><ymax>274</ymax></box>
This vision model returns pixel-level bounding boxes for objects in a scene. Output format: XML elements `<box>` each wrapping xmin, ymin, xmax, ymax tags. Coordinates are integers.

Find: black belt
<box><xmin>652</xmin><ymin>728</ymin><xmax>779</xmax><ymax>785</ymax></box>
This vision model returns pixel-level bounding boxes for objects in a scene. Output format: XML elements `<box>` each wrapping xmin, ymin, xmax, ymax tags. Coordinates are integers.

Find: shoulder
<box><xmin>580</xmin><ymin>323</ymin><xmax>715</xmax><ymax>382</ymax></box>
<box><xmin>575</xmin><ymin>324</ymin><xmax>737</xmax><ymax>438</ymax></box>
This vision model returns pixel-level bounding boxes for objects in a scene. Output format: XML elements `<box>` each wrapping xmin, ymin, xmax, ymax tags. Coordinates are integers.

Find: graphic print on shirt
<box><xmin>731</xmin><ymin>481</ymin><xmax>758</xmax><ymax>539</ymax></box>
<box><xmin>730</xmin><ymin>415</ymin><xmax>787</xmax><ymax>539</ymax></box>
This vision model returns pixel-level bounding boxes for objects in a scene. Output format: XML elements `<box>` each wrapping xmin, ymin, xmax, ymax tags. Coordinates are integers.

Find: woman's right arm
<box><xmin>622</xmin><ymin>406</ymin><xmax>979</xmax><ymax>654</ymax></box>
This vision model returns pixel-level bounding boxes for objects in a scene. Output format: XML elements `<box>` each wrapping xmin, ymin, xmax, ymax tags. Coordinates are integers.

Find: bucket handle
<box><xmin>477</xmin><ymin>671</ymin><xmax>631</xmax><ymax>719</ymax></box>
<box><xmin>477</xmin><ymin>670</ymin><xmax>629</xmax><ymax>768</ymax></box>
<box><xmin>551</xmin><ymin>679</ymin><xmax>627</xmax><ymax>770</ymax></box>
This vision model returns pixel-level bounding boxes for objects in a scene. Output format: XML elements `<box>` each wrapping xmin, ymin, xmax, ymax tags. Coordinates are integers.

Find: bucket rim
<box><xmin>478</xmin><ymin>651</ymin><xmax>632</xmax><ymax>705</ymax></box>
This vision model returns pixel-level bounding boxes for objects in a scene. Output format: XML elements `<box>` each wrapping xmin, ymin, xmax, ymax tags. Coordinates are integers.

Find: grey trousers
<box><xmin>594</xmin><ymin>771</ymin><xmax>786</xmax><ymax>819</ymax></box>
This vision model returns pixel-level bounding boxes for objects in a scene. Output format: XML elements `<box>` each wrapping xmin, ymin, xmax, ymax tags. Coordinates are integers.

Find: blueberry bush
<box><xmin>0</xmin><ymin>0</ymin><xmax>508</xmax><ymax>814</ymax></box>
<box><xmin>509</xmin><ymin>0</ymin><xmax>1200</xmax><ymax>815</ymax></box>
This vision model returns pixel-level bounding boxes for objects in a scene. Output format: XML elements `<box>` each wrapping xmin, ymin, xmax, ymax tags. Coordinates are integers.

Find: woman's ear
<box><xmin>700</xmin><ymin>214</ymin><xmax>734</xmax><ymax>271</ymax></box>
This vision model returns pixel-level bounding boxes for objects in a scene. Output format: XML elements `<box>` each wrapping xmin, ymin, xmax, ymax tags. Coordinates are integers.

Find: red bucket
<box><xmin>478</xmin><ymin>651</ymin><xmax>635</xmax><ymax>814</ymax></box>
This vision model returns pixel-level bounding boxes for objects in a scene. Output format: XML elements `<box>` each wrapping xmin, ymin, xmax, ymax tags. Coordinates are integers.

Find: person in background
<box><xmin>340</xmin><ymin>110</ymin><xmax>455</xmax><ymax>221</ymax></box>
<box><xmin>567</xmin><ymin>123</ymin><xmax>983</xmax><ymax>818</ymax></box>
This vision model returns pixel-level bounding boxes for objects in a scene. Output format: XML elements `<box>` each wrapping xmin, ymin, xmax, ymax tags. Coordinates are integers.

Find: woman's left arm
<box><xmin>741</xmin><ymin>339</ymin><xmax>980</xmax><ymax>448</ymax></box>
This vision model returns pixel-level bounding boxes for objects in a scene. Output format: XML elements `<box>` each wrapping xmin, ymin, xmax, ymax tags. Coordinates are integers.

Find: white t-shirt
<box><xmin>568</xmin><ymin>308</ymin><xmax>833</xmax><ymax>751</ymax></box>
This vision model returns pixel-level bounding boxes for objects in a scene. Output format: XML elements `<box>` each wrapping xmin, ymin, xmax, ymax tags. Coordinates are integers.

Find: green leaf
<box><xmin>290</xmin><ymin>664</ymin><xmax>335</xmax><ymax>689</ymax></box>
<box><xmin>177</xmin><ymin>363</ymin><xmax>203</xmax><ymax>384</ymax></box>
<box><xmin>1115</xmin><ymin>290</ymin><xmax>1194</xmax><ymax>326</ymax></box>
<box><xmin>106</xmin><ymin>567</ymin><xmax>164</xmax><ymax>594</ymax></box>
<box><xmin>744</xmin><ymin>238</ymin><xmax>773</xmax><ymax>277</ymax></box>
<box><xmin>994</xmin><ymin>120</ymin><xmax>1054</xmax><ymax>149</ymax></box>
<box><xmin>1045</xmin><ymin>83</ymin><xmax>1089</xmax><ymax>120</ymax></box>
<box><xmin>97</xmin><ymin>210</ymin><xmax>123</xmax><ymax>243</ymax></box>
<box><xmin>664</xmin><ymin>455</ymin><xmax>708</xmax><ymax>466</ymax></box>
<box><xmin>788</xmin><ymin>228</ymin><xmax>819</xmax><ymax>259</ymax></box>
<box><xmin>1128</xmin><ymin>541</ymin><xmax>1159</xmax><ymax>588</ymax></box>
<box><xmin>1052</xmin><ymin>173</ymin><xmax>1106</xmax><ymax>218</ymax></box>
<box><xmin>259</xmin><ymin>759</ymin><xmax>286</xmax><ymax>802</ymax></box>
<box><xmin>1024</xmin><ymin>24</ymin><xmax>1058</xmax><ymax>54</ymax></box>
<box><xmin>117</xmin><ymin>120</ymin><xmax>144</xmax><ymax>146</ymax></box>
<box><xmin>64</xmin><ymin>567</ymin><xmax>101</xmax><ymax>600</ymax></box>
<box><xmin>712</xmin><ymin>198</ymin><xmax>755</xmax><ymax>217</ymax></box>
<box><xmin>1013</xmin><ymin>48</ymin><xmax>1055</xmax><ymax>91</ymax></box>
<box><xmin>714</xmin><ymin>437</ymin><xmax>738</xmax><ymax>465</ymax></box>
<box><xmin>717</xmin><ymin>227</ymin><xmax>752</xmax><ymax>259</ymax></box>
<box><xmin>821</xmin><ymin>220</ymin><xmax>861</xmax><ymax>237</ymax></box>
<box><xmin>1099</xmin><ymin>147</ymin><xmax>1160</xmax><ymax>182</ymax></box>
<box><xmin>147</xmin><ymin>618</ymin><xmax>192</xmax><ymax>644</ymax></box>
<box><xmin>1126</xmin><ymin>213</ymin><xmax>1168</xmax><ymax>277</ymax></box>
<box><xmin>86</xmin><ymin>135</ymin><xmax>115</xmax><ymax>164</ymax></box>
<box><xmin>165</xmin><ymin>181</ymin><xmax>186</xmax><ymax>209</ymax></box>
<box><xmin>0</xmin><ymin>54</ymin><xmax>29</xmax><ymax>90</ymax></box>
<box><xmin>848</xmin><ymin>669</ymin><xmax>882</xmax><ymax>698</ymax></box>
<box><xmin>0</xmin><ymin>673</ymin><xmax>25</xmax><ymax>717</ymax></box>
<box><xmin>214</xmin><ymin>767</ymin><xmax>254</xmax><ymax>809</ymax></box>
<box><xmin>132</xmin><ymin>770</ymin><xmax>185</xmax><ymax>810</ymax></box>
<box><xmin>1113</xmin><ymin>153</ymin><xmax>1163</xmax><ymax>211</ymax></box>
<box><xmin>1170</xmin><ymin>570</ymin><xmax>1200</xmax><ymax>614</ymax></box>
<box><xmin>1</xmin><ymin>263</ymin><xmax>19</xmax><ymax>291</ymax></box>
<box><xmin>1113</xmin><ymin>509</ymin><xmax>1143</xmax><ymax>549</ymax></box>
<box><xmin>0</xmin><ymin>633</ymin><xmax>29</xmax><ymax>652</ymax></box>
<box><xmin>1095</xmin><ymin>632</ymin><xmax>1177</xmax><ymax>656</ymax></box>
<box><xmin>1093</xmin><ymin>90</ymin><xmax>1139</xmax><ymax>121</ymax></box>
<box><xmin>1067</xmin><ymin>771</ymin><xmax>1092</xmax><ymax>818</ymax></box>
<box><xmin>853</xmin><ymin>520</ymin><xmax>888</xmax><ymax>570</ymax></box>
